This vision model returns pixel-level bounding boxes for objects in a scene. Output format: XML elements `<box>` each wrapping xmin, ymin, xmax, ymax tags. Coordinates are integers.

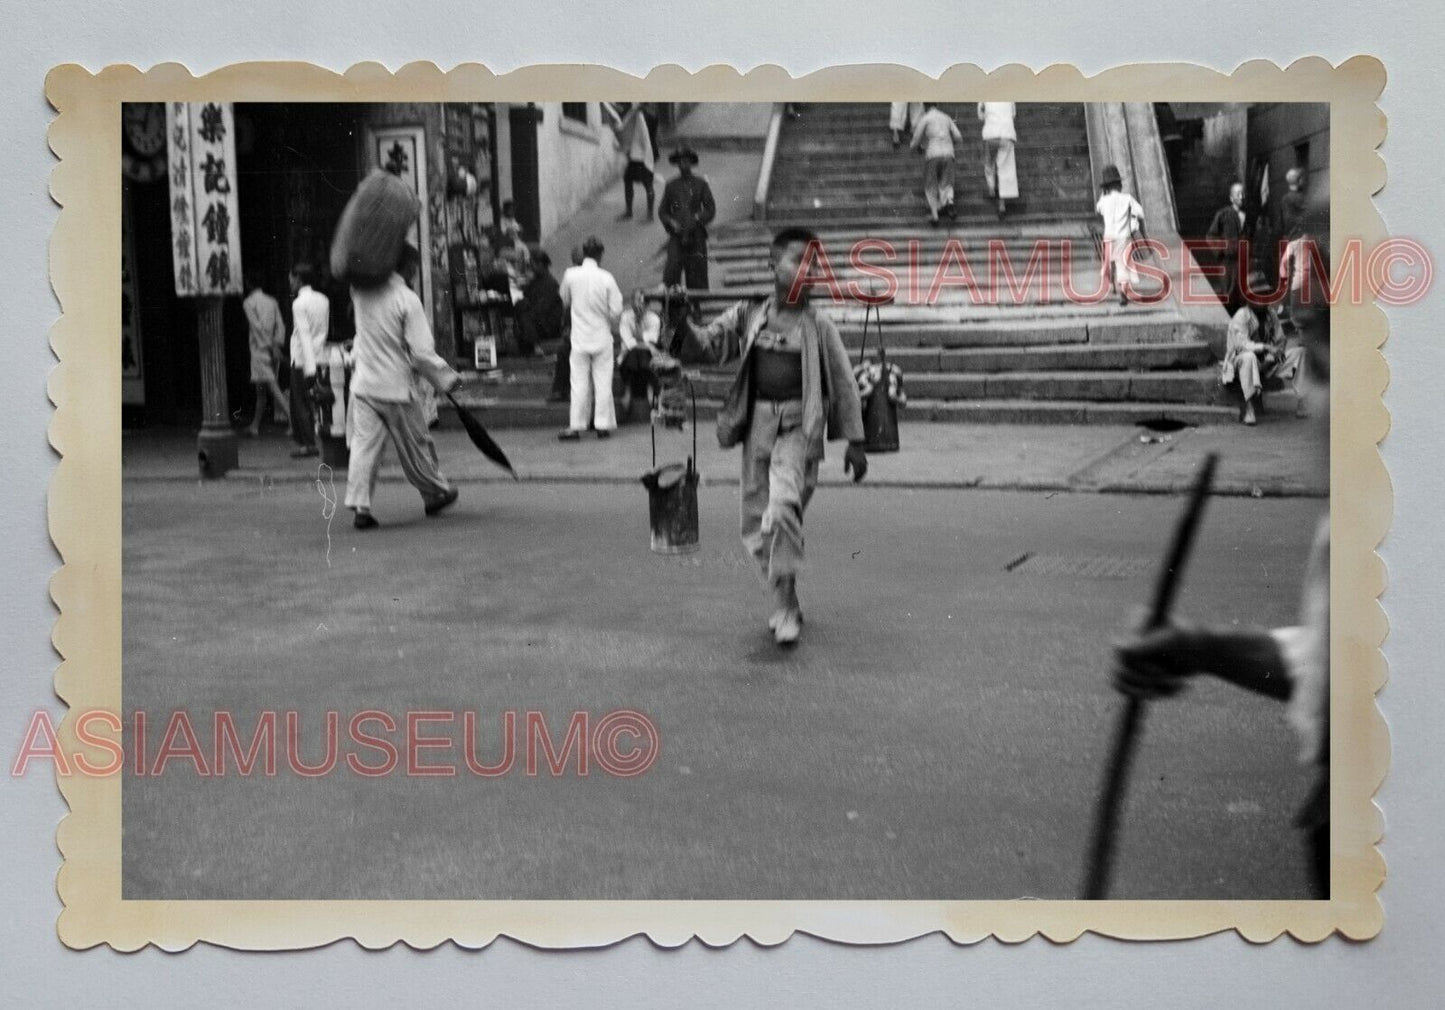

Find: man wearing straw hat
<box><xmin>658</xmin><ymin>145</ymin><xmax>716</xmax><ymax>290</ymax></box>
<box><xmin>686</xmin><ymin>227</ymin><xmax>869</xmax><ymax>647</ymax></box>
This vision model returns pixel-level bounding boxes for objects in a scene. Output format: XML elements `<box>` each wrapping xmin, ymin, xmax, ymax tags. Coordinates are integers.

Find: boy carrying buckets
<box><xmin>686</xmin><ymin>228</ymin><xmax>868</xmax><ymax>647</ymax></box>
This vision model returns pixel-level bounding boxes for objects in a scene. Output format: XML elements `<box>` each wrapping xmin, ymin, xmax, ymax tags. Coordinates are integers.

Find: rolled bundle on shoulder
<box><xmin>330</xmin><ymin>169</ymin><xmax>421</xmax><ymax>287</ymax></box>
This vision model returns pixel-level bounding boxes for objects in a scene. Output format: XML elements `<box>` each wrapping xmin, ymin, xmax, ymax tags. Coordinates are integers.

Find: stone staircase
<box><xmin>448</xmin><ymin>103</ymin><xmax>1267</xmax><ymax>430</ymax></box>
<box><xmin>739</xmin><ymin>102</ymin><xmax>1251</xmax><ymax>425</ymax></box>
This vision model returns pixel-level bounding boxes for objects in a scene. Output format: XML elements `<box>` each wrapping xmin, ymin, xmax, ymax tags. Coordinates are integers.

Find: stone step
<box><xmin>789</xmin><ymin>117</ymin><xmax>1089</xmax><ymax>135</ymax></box>
<box><xmin>785</xmin><ymin>102</ymin><xmax>1085</xmax><ymax>120</ymax></box>
<box><xmin>771</xmin><ymin>173</ymin><xmax>1091</xmax><ymax>191</ymax></box>
<box><xmin>775</xmin><ymin>141</ymin><xmax>1093</xmax><ymax>160</ymax></box>
<box><xmin>778</xmin><ymin>145</ymin><xmax>1091</xmax><ymax>163</ymax></box>
<box><xmin>681</xmin><ymin>369</ymin><xmax>1225</xmax><ymax>405</ymax></box>
<box><xmin>437</xmin><ymin>395</ymin><xmax>1248</xmax><ymax>430</ymax></box>
<box><xmin>456</xmin><ymin>343</ymin><xmax>1213</xmax><ymax>401</ymax></box>
<box><xmin>831</xmin><ymin>317</ymin><xmax>1189</xmax><ymax>346</ymax></box>
<box><xmin>709</xmin><ymin>221</ymin><xmax>1096</xmax><ymax>249</ymax></box>
<box><xmin>871</xmin><ymin>342</ymin><xmax>1213</xmax><ymax>373</ymax></box>
<box><xmin>900</xmin><ymin>399</ymin><xmax>1242</xmax><ymax>426</ymax></box>
<box><xmin>768</xmin><ymin>188</ymin><xmax>1095</xmax><ymax>208</ymax></box>
<box><xmin>701</xmin><ymin>288</ymin><xmax>1177</xmax><ymax>321</ymax></box>
<box><xmin>760</xmin><ymin>205</ymin><xmax>1095</xmax><ymax>224</ymax></box>
<box><xmin>719</xmin><ymin>263</ymin><xmax>1120</xmax><ymax>292</ymax></box>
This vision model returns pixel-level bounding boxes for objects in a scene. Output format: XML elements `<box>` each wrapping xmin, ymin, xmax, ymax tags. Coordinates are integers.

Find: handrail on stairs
<box><xmin>752</xmin><ymin>103</ymin><xmax>786</xmax><ymax>222</ymax></box>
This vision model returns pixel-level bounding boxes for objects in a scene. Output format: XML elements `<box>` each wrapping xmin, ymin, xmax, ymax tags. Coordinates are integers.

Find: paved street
<box><xmin>124</xmin><ymin>408</ymin><xmax>1328</xmax><ymax>496</ymax></box>
<box><xmin>122</xmin><ymin>471</ymin><xmax>1323</xmax><ymax>901</ymax></box>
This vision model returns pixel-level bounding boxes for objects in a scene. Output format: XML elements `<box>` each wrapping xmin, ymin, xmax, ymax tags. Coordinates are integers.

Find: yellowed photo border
<box><xmin>47</xmin><ymin>58</ymin><xmax>1388</xmax><ymax>949</ymax></box>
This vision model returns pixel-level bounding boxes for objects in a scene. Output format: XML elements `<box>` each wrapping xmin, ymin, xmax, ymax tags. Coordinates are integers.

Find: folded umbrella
<box><xmin>446</xmin><ymin>393</ymin><xmax>518</xmax><ymax>480</ymax></box>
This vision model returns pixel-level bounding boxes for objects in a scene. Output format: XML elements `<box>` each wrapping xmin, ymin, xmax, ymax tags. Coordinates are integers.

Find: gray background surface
<box><xmin>1</xmin><ymin>3</ymin><xmax>1439</xmax><ymax>1005</ymax></box>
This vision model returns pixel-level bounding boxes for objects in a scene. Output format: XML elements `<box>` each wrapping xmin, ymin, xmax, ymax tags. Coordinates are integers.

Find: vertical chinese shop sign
<box><xmin>166</xmin><ymin>101</ymin><xmax>242</xmax><ymax>296</ymax></box>
<box><xmin>166</xmin><ymin>101</ymin><xmax>242</xmax><ymax>476</ymax></box>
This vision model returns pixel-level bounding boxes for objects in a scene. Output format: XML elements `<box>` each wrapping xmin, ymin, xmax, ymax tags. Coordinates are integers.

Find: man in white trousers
<box><xmin>888</xmin><ymin>101</ymin><xmax>923</xmax><ymax>148</ymax></box>
<box><xmin>557</xmin><ymin>236</ymin><xmax>624</xmax><ymax>441</ymax></box>
<box><xmin>344</xmin><ymin>246</ymin><xmax>461</xmax><ymax>530</ymax></box>
<box><xmin>977</xmin><ymin>101</ymin><xmax>1018</xmax><ymax>217</ymax></box>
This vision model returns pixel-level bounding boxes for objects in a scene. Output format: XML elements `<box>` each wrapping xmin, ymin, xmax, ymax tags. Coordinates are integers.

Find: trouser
<box><xmin>344</xmin><ymin>394</ymin><xmax>452</xmax><ymax>512</ymax></box>
<box><xmin>289</xmin><ymin>366</ymin><xmax>315</xmax><ymax>447</ymax></box>
<box><xmin>663</xmin><ymin>236</ymin><xmax>709</xmax><ymax>289</ymax></box>
<box><xmin>1219</xmin><ymin>250</ymin><xmax>1243</xmax><ymax>314</ymax></box>
<box><xmin>983</xmin><ymin>138</ymin><xmax>1018</xmax><ymax>199</ymax></box>
<box><xmin>1104</xmin><ymin>238</ymin><xmax>1140</xmax><ymax>290</ymax></box>
<box><xmin>623</xmin><ymin>161</ymin><xmax>655</xmax><ymax>215</ymax></box>
<box><xmin>569</xmin><ymin>345</ymin><xmax>617</xmax><ymax>432</ymax></box>
<box><xmin>515</xmin><ymin>306</ymin><xmax>559</xmax><ymax>359</ymax></box>
<box><xmin>618</xmin><ymin>347</ymin><xmax>657</xmax><ymax>400</ymax></box>
<box><xmin>514</xmin><ymin>309</ymin><xmax>537</xmax><ymax>356</ymax></box>
<box><xmin>551</xmin><ymin>331</ymin><xmax>572</xmax><ymax>398</ymax></box>
<box><xmin>1234</xmin><ymin>345</ymin><xmax>1305</xmax><ymax>402</ymax></box>
<box><xmin>889</xmin><ymin>102</ymin><xmax>923</xmax><ymax>133</ymax></box>
<box><xmin>251</xmin><ymin>378</ymin><xmax>288</xmax><ymax>428</ymax></box>
<box><xmin>740</xmin><ymin>399</ymin><xmax>819</xmax><ymax>586</ymax></box>
<box><xmin>922</xmin><ymin>156</ymin><xmax>955</xmax><ymax>217</ymax></box>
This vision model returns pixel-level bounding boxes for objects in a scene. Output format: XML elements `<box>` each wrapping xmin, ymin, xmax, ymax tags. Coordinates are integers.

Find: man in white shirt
<box><xmin>977</xmin><ymin>101</ymin><xmax>1018</xmax><ymax>217</ymax></box>
<box><xmin>909</xmin><ymin>103</ymin><xmax>962</xmax><ymax>225</ymax></box>
<box><xmin>1094</xmin><ymin>164</ymin><xmax>1146</xmax><ymax>305</ymax></box>
<box><xmin>344</xmin><ymin>255</ymin><xmax>462</xmax><ymax>529</ymax></box>
<box><xmin>614</xmin><ymin>104</ymin><xmax>656</xmax><ymax>221</ymax></box>
<box><xmin>557</xmin><ymin>236</ymin><xmax>624</xmax><ymax>440</ymax></box>
<box><xmin>288</xmin><ymin>263</ymin><xmax>331</xmax><ymax>458</ymax></box>
<box><xmin>617</xmin><ymin>287</ymin><xmax>663</xmax><ymax>420</ymax></box>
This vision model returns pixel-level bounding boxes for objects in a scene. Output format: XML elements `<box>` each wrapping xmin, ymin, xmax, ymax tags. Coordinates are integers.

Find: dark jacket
<box><xmin>659</xmin><ymin>174</ymin><xmax>717</xmax><ymax>248</ymax></box>
<box><xmin>697</xmin><ymin>297</ymin><xmax>864</xmax><ymax>460</ymax></box>
<box><xmin>1206</xmin><ymin>205</ymin><xmax>1250</xmax><ymax>243</ymax></box>
<box><xmin>518</xmin><ymin>269</ymin><xmax>564</xmax><ymax>341</ymax></box>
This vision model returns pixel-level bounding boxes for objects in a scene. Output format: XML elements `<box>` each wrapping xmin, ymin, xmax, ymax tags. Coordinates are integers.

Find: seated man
<box><xmin>1220</xmin><ymin>301</ymin><xmax>1305</xmax><ymax>425</ymax></box>
<box><xmin>617</xmin><ymin>287</ymin><xmax>663</xmax><ymax>419</ymax></box>
<box><xmin>514</xmin><ymin>248</ymin><xmax>564</xmax><ymax>360</ymax></box>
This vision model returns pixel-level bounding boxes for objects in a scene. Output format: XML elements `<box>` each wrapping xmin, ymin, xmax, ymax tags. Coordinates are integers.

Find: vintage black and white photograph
<box><xmin>109</xmin><ymin>92</ymin><xmax>1341</xmax><ymax>910</ymax></box>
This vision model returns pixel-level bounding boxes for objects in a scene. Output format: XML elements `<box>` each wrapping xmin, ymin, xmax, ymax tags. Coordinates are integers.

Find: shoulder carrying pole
<box><xmin>1081</xmin><ymin>452</ymin><xmax>1219</xmax><ymax>899</ymax></box>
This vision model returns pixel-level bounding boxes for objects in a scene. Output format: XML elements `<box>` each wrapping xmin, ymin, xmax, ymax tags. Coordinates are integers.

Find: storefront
<box><xmin>121</xmin><ymin>101</ymin><xmax>504</xmax><ymax>425</ymax></box>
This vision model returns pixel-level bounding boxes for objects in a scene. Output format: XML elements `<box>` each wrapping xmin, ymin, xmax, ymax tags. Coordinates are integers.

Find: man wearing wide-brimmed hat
<box><xmin>658</xmin><ymin>145</ymin><xmax>716</xmax><ymax>290</ymax></box>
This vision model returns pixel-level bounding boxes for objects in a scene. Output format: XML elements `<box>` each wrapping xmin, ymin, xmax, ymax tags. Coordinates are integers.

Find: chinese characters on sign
<box><xmin>165</xmin><ymin>101</ymin><xmax>242</xmax><ymax>297</ymax></box>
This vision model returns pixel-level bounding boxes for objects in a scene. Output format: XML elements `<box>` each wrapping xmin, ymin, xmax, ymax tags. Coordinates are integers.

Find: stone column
<box><xmin>195</xmin><ymin>296</ymin><xmax>237</xmax><ymax>478</ymax></box>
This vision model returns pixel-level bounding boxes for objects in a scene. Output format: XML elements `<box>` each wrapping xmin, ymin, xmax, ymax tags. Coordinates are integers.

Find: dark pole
<box><xmin>1081</xmin><ymin>452</ymin><xmax>1218</xmax><ymax>899</ymax></box>
<box><xmin>196</xmin><ymin>296</ymin><xmax>237</xmax><ymax>478</ymax></box>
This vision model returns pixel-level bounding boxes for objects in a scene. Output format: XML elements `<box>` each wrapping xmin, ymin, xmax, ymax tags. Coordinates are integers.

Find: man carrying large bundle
<box><xmin>331</xmin><ymin>170</ymin><xmax>461</xmax><ymax>530</ymax></box>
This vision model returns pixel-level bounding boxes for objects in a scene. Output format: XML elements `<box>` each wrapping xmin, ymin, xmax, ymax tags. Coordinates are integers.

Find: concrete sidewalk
<box><xmin>124</xmin><ymin>414</ymin><xmax>1328</xmax><ymax>496</ymax></box>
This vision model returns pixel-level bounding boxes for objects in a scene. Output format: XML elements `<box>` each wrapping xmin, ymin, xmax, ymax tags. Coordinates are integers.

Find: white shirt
<box><xmin>619</xmin><ymin>307</ymin><xmax>662</xmax><ymax>352</ymax></box>
<box><xmin>349</xmin><ymin>274</ymin><xmax>458</xmax><ymax>402</ymax></box>
<box><xmin>910</xmin><ymin>108</ymin><xmax>961</xmax><ymax>160</ymax></box>
<box><xmin>559</xmin><ymin>258</ymin><xmax>624</xmax><ymax>354</ymax></box>
<box><xmin>1095</xmin><ymin>190</ymin><xmax>1144</xmax><ymax>242</ymax></box>
<box><xmin>289</xmin><ymin>285</ymin><xmax>331</xmax><ymax>375</ymax></box>
<box><xmin>977</xmin><ymin>102</ymin><xmax>1016</xmax><ymax>142</ymax></box>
